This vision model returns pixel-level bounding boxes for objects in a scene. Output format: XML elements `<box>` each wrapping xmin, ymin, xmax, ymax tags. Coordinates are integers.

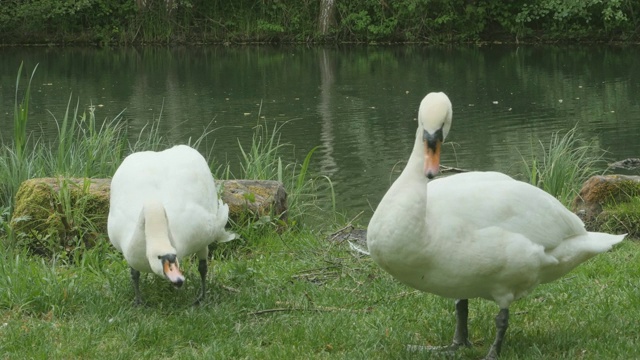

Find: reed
<box><xmin>521</xmin><ymin>127</ymin><xmax>606</xmax><ymax>206</ymax></box>
<box><xmin>46</xmin><ymin>100</ymin><xmax>131</xmax><ymax>178</ymax></box>
<box><xmin>1</xmin><ymin>63</ymin><xmax>39</xmax><ymax>211</ymax></box>
<box><xmin>237</xmin><ymin>119</ymin><xmax>335</xmax><ymax>226</ymax></box>
<box><xmin>0</xmin><ymin>96</ymin><xmax>133</xmax><ymax>213</ymax></box>
<box><xmin>12</xmin><ymin>62</ymin><xmax>38</xmax><ymax>161</ymax></box>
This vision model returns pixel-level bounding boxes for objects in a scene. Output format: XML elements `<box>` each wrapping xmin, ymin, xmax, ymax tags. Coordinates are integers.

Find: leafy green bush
<box><xmin>1</xmin><ymin>0</ymin><xmax>638</xmax><ymax>44</ymax></box>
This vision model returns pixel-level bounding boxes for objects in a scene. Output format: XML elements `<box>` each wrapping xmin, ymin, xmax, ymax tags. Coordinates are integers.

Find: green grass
<box><xmin>521</xmin><ymin>126</ymin><xmax>606</xmax><ymax>206</ymax></box>
<box><xmin>0</xmin><ymin>230</ymin><xmax>638</xmax><ymax>359</ymax></box>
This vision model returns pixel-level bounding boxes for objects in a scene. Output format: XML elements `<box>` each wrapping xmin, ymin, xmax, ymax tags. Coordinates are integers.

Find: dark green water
<box><xmin>1</xmin><ymin>45</ymin><xmax>639</xmax><ymax>221</ymax></box>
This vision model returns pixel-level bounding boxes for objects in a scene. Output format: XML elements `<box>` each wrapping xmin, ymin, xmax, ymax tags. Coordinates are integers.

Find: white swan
<box><xmin>366</xmin><ymin>92</ymin><xmax>625</xmax><ymax>359</ymax></box>
<box><xmin>108</xmin><ymin>145</ymin><xmax>236</xmax><ymax>305</ymax></box>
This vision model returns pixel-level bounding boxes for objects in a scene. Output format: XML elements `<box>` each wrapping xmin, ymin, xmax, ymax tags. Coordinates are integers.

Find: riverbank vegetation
<box><xmin>521</xmin><ymin>126</ymin><xmax>607</xmax><ymax>206</ymax></box>
<box><xmin>0</xmin><ymin>0</ymin><xmax>639</xmax><ymax>46</ymax></box>
<box><xmin>1</xmin><ymin>63</ymin><xmax>335</xmax><ymax>262</ymax></box>
<box><xmin>1</xmin><ymin>65</ymin><xmax>638</xmax><ymax>358</ymax></box>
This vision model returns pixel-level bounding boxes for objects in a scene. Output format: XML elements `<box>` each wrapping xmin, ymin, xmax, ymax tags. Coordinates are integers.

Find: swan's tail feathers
<box><xmin>560</xmin><ymin>232</ymin><xmax>625</xmax><ymax>260</ymax></box>
<box><xmin>219</xmin><ymin>222</ymin><xmax>238</xmax><ymax>243</ymax></box>
<box><xmin>215</xmin><ymin>200</ymin><xmax>237</xmax><ymax>243</ymax></box>
<box><xmin>541</xmin><ymin>232</ymin><xmax>625</xmax><ymax>284</ymax></box>
<box><xmin>219</xmin><ymin>230</ymin><xmax>238</xmax><ymax>243</ymax></box>
<box><xmin>588</xmin><ymin>232</ymin><xmax>626</xmax><ymax>252</ymax></box>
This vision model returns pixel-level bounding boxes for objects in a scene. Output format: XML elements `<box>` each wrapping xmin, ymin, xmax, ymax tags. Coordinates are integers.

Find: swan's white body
<box><xmin>366</xmin><ymin>92</ymin><xmax>624</xmax><ymax>358</ymax></box>
<box><xmin>370</xmin><ymin>170</ymin><xmax>621</xmax><ymax>308</ymax></box>
<box><xmin>108</xmin><ymin>145</ymin><xmax>235</xmax><ymax>303</ymax></box>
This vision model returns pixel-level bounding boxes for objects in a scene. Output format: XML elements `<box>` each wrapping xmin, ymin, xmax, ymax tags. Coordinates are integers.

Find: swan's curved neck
<box><xmin>415</xmin><ymin>126</ymin><xmax>433</xmax><ymax>216</ymax></box>
<box><xmin>141</xmin><ymin>200</ymin><xmax>177</xmax><ymax>258</ymax></box>
<box><xmin>403</xmin><ymin>126</ymin><xmax>430</xmax><ymax>183</ymax></box>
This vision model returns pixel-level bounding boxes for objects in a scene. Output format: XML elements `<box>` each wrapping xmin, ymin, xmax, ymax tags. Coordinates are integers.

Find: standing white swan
<box><xmin>108</xmin><ymin>145</ymin><xmax>236</xmax><ymax>305</ymax></box>
<box><xmin>366</xmin><ymin>92</ymin><xmax>625</xmax><ymax>359</ymax></box>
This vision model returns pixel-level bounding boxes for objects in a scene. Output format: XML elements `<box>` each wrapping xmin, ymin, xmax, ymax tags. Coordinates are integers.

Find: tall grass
<box><xmin>237</xmin><ymin>120</ymin><xmax>336</xmax><ymax>226</ymax></box>
<box><xmin>0</xmin><ymin>63</ymin><xmax>38</xmax><ymax>211</ymax></box>
<box><xmin>521</xmin><ymin>127</ymin><xmax>607</xmax><ymax>205</ymax></box>
<box><xmin>47</xmin><ymin>100</ymin><xmax>132</xmax><ymax>178</ymax></box>
<box><xmin>12</xmin><ymin>62</ymin><xmax>38</xmax><ymax>161</ymax></box>
<box><xmin>0</xmin><ymin>96</ymin><xmax>135</xmax><ymax>212</ymax></box>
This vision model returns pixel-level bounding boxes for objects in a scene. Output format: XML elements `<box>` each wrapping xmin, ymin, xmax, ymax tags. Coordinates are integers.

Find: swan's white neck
<box><xmin>390</xmin><ymin>125</ymin><xmax>431</xmax><ymax>222</ymax></box>
<box><xmin>142</xmin><ymin>200</ymin><xmax>177</xmax><ymax>259</ymax></box>
<box><xmin>400</xmin><ymin>125</ymin><xmax>431</xmax><ymax>184</ymax></box>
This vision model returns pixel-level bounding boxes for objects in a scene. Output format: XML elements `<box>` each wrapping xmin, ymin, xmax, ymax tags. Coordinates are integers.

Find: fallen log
<box><xmin>10</xmin><ymin>178</ymin><xmax>287</xmax><ymax>251</ymax></box>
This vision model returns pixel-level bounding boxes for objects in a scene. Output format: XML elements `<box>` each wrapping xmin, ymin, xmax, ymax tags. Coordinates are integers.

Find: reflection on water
<box><xmin>1</xmin><ymin>45</ymin><xmax>639</xmax><ymax>222</ymax></box>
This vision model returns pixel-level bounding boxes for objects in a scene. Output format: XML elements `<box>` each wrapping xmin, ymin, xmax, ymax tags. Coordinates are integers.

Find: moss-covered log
<box><xmin>10</xmin><ymin>178</ymin><xmax>287</xmax><ymax>252</ymax></box>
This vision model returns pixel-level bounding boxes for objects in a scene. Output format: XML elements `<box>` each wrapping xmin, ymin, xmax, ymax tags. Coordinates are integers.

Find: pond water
<box><xmin>1</xmin><ymin>45</ymin><xmax>639</xmax><ymax>222</ymax></box>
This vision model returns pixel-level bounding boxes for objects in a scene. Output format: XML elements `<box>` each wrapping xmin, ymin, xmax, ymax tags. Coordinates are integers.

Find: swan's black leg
<box><xmin>130</xmin><ymin>267</ymin><xmax>143</xmax><ymax>306</ymax></box>
<box><xmin>452</xmin><ymin>299</ymin><xmax>473</xmax><ymax>348</ymax></box>
<box><xmin>193</xmin><ymin>259</ymin><xmax>207</xmax><ymax>305</ymax></box>
<box><xmin>406</xmin><ymin>298</ymin><xmax>473</xmax><ymax>353</ymax></box>
<box><xmin>485</xmin><ymin>308</ymin><xmax>509</xmax><ymax>360</ymax></box>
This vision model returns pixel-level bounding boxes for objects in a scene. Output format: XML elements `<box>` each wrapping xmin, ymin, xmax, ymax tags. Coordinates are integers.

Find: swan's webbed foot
<box><xmin>192</xmin><ymin>259</ymin><xmax>208</xmax><ymax>306</ymax></box>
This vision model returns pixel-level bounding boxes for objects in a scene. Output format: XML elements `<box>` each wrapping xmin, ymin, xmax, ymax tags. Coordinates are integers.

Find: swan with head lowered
<box><xmin>366</xmin><ymin>92</ymin><xmax>625</xmax><ymax>359</ymax></box>
<box><xmin>108</xmin><ymin>145</ymin><xmax>236</xmax><ymax>305</ymax></box>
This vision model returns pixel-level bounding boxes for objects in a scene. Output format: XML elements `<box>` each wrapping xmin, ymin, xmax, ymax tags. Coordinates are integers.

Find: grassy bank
<box><xmin>1</xmin><ymin>229</ymin><xmax>639</xmax><ymax>359</ymax></box>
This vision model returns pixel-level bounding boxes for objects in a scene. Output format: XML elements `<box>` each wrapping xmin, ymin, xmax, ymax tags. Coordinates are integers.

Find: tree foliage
<box><xmin>0</xmin><ymin>0</ymin><xmax>638</xmax><ymax>44</ymax></box>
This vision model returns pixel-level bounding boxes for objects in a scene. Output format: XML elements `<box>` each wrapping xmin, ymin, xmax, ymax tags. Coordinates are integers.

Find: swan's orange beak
<box><xmin>423</xmin><ymin>129</ymin><xmax>442</xmax><ymax>179</ymax></box>
<box><xmin>162</xmin><ymin>256</ymin><xmax>185</xmax><ymax>288</ymax></box>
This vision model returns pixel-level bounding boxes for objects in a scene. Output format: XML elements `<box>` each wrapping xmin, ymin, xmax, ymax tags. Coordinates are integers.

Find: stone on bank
<box><xmin>573</xmin><ymin>174</ymin><xmax>640</xmax><ymax>238</ymax></box>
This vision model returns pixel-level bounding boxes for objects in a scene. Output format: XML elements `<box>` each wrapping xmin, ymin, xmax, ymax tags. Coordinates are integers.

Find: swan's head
<box><xmin>418</xmin><ymin>92</ymin><xmax>452</xmax><ymax>179</ymax></box>
<box><xmin>152</xmin><ymin>253</ymin><xmax>185</xmax><ymax>288</ymax></box>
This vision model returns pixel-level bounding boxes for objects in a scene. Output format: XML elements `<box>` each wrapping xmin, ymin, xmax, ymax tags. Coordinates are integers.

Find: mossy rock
<box><xmin>10</xmin><ymin>178</ymin><xmax>287</xmax><ymax>254</ymax></box>
<box><xmin>573</xmin><ymin>175</ymin><xmax>640</xmax><ymax>237</ymax></box>
<box><xmin>218</xmin><ymin>180</ymin><xmax>288</xmax><ymax>224</ymax></box>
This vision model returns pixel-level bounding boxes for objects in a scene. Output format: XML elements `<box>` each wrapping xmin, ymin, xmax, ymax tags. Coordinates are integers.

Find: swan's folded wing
<box><xmin>429</xmin><ymin>173</ymin><xmax>587</xmax><ymax>251</ymax></box>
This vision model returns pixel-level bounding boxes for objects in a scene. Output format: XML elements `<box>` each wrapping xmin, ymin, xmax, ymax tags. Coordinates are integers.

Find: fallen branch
<box><xmin>221</xmin><ymin>284</ymin><xmax>240</xmax><ymax>293</ymax></box>
<box><xmin>248</xmin><ymin>305</ymin><xmax>370</xmax><ymax>316</ymax></box>
<box><xmin>440</xmin><ymin>165</ymin><xmax>469</xmax><ymax>173</ymax></box>
<box><xmin>348</xmin><ymin>240</ymin><xmax>370</xmax><ymax>256</ymax></box>
<box><xmin>608</xmin><ymin>158</ymin><xmax>640</xmax><ymax>170</ymax></box>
